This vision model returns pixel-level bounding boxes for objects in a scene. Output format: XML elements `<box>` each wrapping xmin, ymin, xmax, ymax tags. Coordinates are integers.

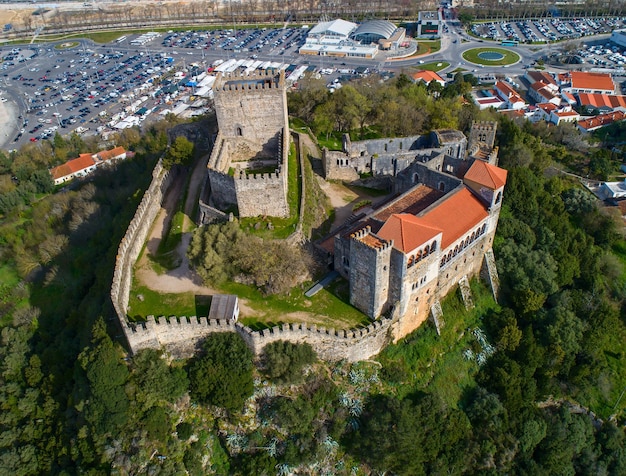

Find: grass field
<box><xmin>462</xmin><ymin>47</ymin><xmax>520</xmax><ymax>66</ymax></box>
<box><xmin>414</xmin><ymin>61</ymin><xmax>450</xmax><ymax>72</ymax></box>
<box><xmin>377</xmin><ymin>279</ymin><xmax>499</xmax><ymax>405</ymax></box>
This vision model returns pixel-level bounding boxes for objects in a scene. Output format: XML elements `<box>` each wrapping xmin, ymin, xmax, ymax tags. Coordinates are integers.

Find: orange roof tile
<box><xmin>578</xmin><ymin>111</ymin><xmax>626</xmax><ymax>131</ymax></box>
<box><xmin>411</xmin><ymin>70</ymin><xmax>444</xmax><ymax>84</ymax></box>
<box><xmin>553</xmin><ymin>110</ymin><xmax>579</xmax><ymax>117</ymax></box>
<box><xmin>577</xmin><ymin>93</ymin><xmax>626</xmax><ymax>109</ymax></box>
<box><xmin>464</xmin><ymin>160</ymin><xmax>507</xmax><ymax>190</ymax></box>
<box><xmin>50</xmin><ymin>163</ymin><xmax>72</xmax><ymax>181</ymax></box>
<box><xmin>98</xmin><ymin>146</ymin><xmax>126</xmax><ymax>162</ymax></box>
<box><xmin>375</xmin><ymin>184</ymin><xmax>444</xmax><ymax>221</ymax></box>
<box><xmin>527</xmin><ymin>70</ymin><xmax>556</xmax><ymax>86</ymax></box>
<box><xmin>570</xmin><ymin>71</ymin><xmax>615</xmax><ymax>92</ymax></box>
<box><xmin>378</xmin><ymin>214</ymin><xmax>442</xmax><ymax>253</ymax></box>
<box><xmin>420</xmin><ymin>188</ymin><xmax>489</xmax><ymax>249</ymax></box>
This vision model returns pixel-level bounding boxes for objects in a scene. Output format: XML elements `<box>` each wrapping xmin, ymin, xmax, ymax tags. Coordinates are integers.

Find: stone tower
<box><xmin>204</xmin><ymin>70</ymin><xmax>291</xmax><ymax>218</ymax></box>
<box><xmin>348</xmin><ymin>226</ymin><xmax>393</xmax><ymax>318</ymax></box>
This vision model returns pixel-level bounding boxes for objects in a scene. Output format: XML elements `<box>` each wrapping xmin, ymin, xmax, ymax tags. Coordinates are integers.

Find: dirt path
<box><xmin>135</xmin><ymin>155</ymin><xmax>215</xmax><ymax>295</ymax></box>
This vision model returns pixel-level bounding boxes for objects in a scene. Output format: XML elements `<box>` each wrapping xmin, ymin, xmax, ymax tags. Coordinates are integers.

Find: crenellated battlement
<box><xmin>123</xmin><ymin>312</ymin><xmax>396</xmax><ymax>362</ymax></box>
<box><xmin>214</xmin><ymin>70</ymin><xmax>285</xmax><ymax>92</ymax></box>
<box><xmin>235</xmin><ymin>170</ymin><xmax>282</xmax><ymax>181</ymax></box>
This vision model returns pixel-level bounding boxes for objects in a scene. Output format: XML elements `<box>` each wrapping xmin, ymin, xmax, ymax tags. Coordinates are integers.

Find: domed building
<box><xmin>351</xmin><ymin>20</ymin><xmax>406</xmax><ymax>50</ymax></box>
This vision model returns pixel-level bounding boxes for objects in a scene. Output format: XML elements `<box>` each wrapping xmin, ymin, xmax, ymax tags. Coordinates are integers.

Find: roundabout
<box><xmin>462</xmin><ymin>47</ymin><xmax>520</xmax><ymax>66</ymax></box>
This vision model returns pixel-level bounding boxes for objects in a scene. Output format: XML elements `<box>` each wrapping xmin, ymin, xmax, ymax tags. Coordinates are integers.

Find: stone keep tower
<box><xmin>348</xmin><ymin>226</ymin><xmax>393</xmax><ymax>318</ymax></box>
<box><xmin>213</xmin><ymin>70</ymin><xmax>289</xmax><ymax>153</ymax></box>
<box><xmin>206</xmin><ymin>70</ymin><xmax>290</xmax><ymax>218</ymax></box>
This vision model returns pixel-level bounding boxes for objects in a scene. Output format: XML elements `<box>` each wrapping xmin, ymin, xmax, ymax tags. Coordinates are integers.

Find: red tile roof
<box><xmin>411</xmin><ymin>70</ymin><xmax>445</xmax><ymax>84</ymax></box>
<box><xmin>495</xmin><ymin>81</ymin><xmax>525</xmax><ymax>105</ymax></box>
<box><xmin>97</xmin><ymin>146</ymin><xmax>126</xmax><ymax>162</ymax></box>
<box><xmin>50</xmin><ymin>154</ymin><xmax>96</xmax><ymax>180</ymax></box>
<box><xmin>577</xmin><ymin>93</ymin><xmax>626</xmax><ymax>109</ymax></box>
<box><xmin>378</xmin><ymin>214</ymin><xmax>442</xmax><ymax>253</ymax></box>
<box><xmin>464</xmin><ymin>160</ymin><xmax>508</xmax><ymax>190</ymax></box>
<box><xmin>527</xmin><ymin>70</ymin><xmax>556</xmax><ymax>86</ymax></box>
<box><xmin>570</xmin><ymin>71</ymin><xmax>615</xmax><ymax>92</ymax></box>
<box><xmin>578</xmin><ymin>111</ymin><xmax>626</xmax><ymax>131</ymax></box>
<box><xmin>420</xmin><ymin>188</ymin><xmax>490</xmax><ymax>249</ymax></box>
<box><xmin>375</xmin><ymin>184</ymin><xmax>444</xmax><ymax>221</ymax></box>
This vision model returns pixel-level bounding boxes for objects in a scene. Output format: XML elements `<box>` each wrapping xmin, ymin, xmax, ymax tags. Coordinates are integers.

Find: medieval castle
<box><xmin>111</xmin><ymin>67</ymin><xmax>505</xmax><ymax>360</ymax></box>
<box><xmin>318</xmin><ymin>121</ymin><xmax>505</xmax><ymax>340</ymax></box>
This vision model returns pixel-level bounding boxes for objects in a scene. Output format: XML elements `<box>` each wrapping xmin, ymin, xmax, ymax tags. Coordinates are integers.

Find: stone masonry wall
<box><xmin>123</xmin><ymin>314</ymin><xmax>396</xmax><ymax>362</ymax></box>
<box><xmin>110</xmin><ymin>160</ymin><xmax>173</xmax><ymax>328</ymax></box>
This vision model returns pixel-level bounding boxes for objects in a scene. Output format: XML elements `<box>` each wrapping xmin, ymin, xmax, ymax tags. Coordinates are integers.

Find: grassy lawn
<box><xmin>377</xmin><ymin>279</ymin><xmax>499</xmax><ymax>405</ymax></box>
<box><xmin>416</xmin><ymin>40</ymin><xmax>441</xmax><ymax>55</ymax></box>
<box><xmin>239</xmin><ymin>141</ymin><xmax>300</xmax><ymax>239</ymax></box>
<box><xmin>223</xmin><ymin>276</ymin><xmax>371</xmax><ymax>331</ymax></box>
<box><xmin>317</xmin><ymin>131</ymin><xmax>344</xmax><ymax>151</ymax></box>
<box><xmin>415</xmin><ymin>61</ymin><xmax>450</xmax><ymax>72</ymax></box>
<box><xmin>462</xmin><ymin>47</ymin><xmax>520</xmax><ymax>66</ymax></box>
<box><xmin>54</xmin><ymin>42</ymin><xmax>79</xmax><ymax>50</ymax></box>
<box><xmin>127</xmin><ymin>283</ymin><xmax>212</xmax><ymax>320</ymax></box>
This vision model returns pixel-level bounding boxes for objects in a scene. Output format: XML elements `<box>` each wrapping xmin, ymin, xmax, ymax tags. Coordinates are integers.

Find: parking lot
<box><xmin>472</xmin><ymin>17</ymin><xmax>624</xmax><ymax>43</ymax></box>
<box><xmin>0</xmin><ymin>26</ymin><xmax>321</xmax><ymax>150</ymax></box>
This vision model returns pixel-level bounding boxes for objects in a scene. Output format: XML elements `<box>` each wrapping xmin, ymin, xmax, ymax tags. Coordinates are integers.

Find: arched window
<box><xmin>495</xmin><ymin>191</ymin><xmax>502</xmax><ymax>204</ymax></box>
<box><xmin>423</xmin><ymin>244</ymin><xmax>429</xmax><ymax>255</ymax></box>
<box><xmin>413</xmin><ymin>173</ymin><xmax>419</xmax><ymax>184</ymax></box>
<box><xmin>481</xmin><ymin>223</ymin><xmax>487</xmax><ymax>234</ymax></box>
<box><xmin>438</xmin><ymin>182</ymin><xmax>445</xmax><ymax>192</ymax></box>
<box><xmin>431</xmin><ymin>241</ymin><xmax>437</xmax><ymax>252</ymax></box>
<box><xmin>471</xmin><ymin>232</ymin><xmax>476</xmax><ymax>242</ymax></box>
<box><xmin>384</xmin><ymin>143</ymin><xmax>388</xmax><ymax>152</ymax></box>
<box><xmin>236</xmin><ymin>126</ymin><xmax>243</xmax><ymax>136</ymax></box>
<box><xmin>454</xmin><ymin>245</ymin><xmax>458</xmax><ymax>256</ymax></box>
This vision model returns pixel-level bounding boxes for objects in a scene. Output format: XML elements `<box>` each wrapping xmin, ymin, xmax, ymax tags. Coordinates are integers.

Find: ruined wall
<box><xmin>110</xmin><ymin>160</ymin><xmax>174</xmax><ymax>330</ymax></box>
<box><xmin>123</xmin><ymin>314</ymin><xmax>396</xmax><ymax>362</ymax></box>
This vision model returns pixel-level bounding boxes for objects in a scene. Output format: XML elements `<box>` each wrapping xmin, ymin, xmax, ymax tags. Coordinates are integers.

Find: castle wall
<box><xmin>395</xmin><ymin>162</ymin><xmax>463</xmax><ymax>195</ymax></box>
<box><xmin>234</xmin><ymin>170</ymin><xmax>289</xmax><ymax>217</ymax></box>
<box><xmin>207</xmin><ymin>167</ymin><xmax>238</xmax><ymax>210</ymax></box>
<box><xmin>110</xmin><ymin>160</ymin><xmax>174</xmax><ymax>336</ymax></box>
<box><xmin>123</xmin><ymin>315</ymin><xmax>396</xmax><ymax>362</ymax></box>
<box><xmin>346</xmin><ymin>135</ymin><xmax>429</xmax><ymax>157</ymax></box>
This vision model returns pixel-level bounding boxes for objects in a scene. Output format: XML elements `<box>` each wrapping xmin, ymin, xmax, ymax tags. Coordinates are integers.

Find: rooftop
<box><xmin>464</xmin><ymin>159</ymin><xmax>507</xmax><ymax>190</ymax></box>
<box><xmin>570</xmin><ymin>71</ymin><xmax>615</xmax><ymax>92</ymax></box>
<box><xmin>375</xmin><ymin>184</ymin><xmax>444</xmax><ymax>221</ymax></box>
<box><xmin>377</xmin><ymin>213</ymin><xmax>442</xmax><ymax>253</ymax></box>
<box><xmin>420</xmin><ymin>187</ymin><xmax>490</xmax><ymax>249</ymax></box>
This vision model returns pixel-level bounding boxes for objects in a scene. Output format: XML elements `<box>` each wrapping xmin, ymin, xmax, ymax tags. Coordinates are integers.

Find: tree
<box><xmin>261</xmin><ymin>340</ymin><xmax>316</xmax><ymax>384</ymax></box>
<box><xmin>78</xmin><ymin>319</ymin><xmax>130</xmax><ymax>437</ymax></box>
<box><xmin>163</xmin><ymin>135</ymin><xmax>194</xmax><ymax>169</ymax></box>
<box><xmin>188</xmin><ymin>333</ymin><xmax>253</xmax><ymax>412</ymax></box>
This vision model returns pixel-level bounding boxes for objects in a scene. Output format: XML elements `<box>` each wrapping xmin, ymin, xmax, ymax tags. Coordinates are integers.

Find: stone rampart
<box><xmin>110</xmin><ymin>160</ymin><xmax>174</xmax><ymax>328</ymax></box>
<box><xmin>123</xmin><ymin>314</ymin><xmax>396</xmax><ymax>362</ymax></box>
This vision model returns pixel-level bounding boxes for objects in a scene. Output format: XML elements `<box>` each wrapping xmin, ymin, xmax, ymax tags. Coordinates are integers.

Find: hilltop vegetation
<box><xmin>0</xmin><ymin>74</ymin><xmax>624</xmax><ymax>474</ymax></box>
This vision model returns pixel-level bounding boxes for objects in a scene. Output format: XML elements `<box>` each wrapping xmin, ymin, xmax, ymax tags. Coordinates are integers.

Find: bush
<box><xmin>261</xmin><ymin>340</ymin><xmax>317</xmax><ymax>384</ymax></box>
<box><xmin>188</xmin><ymin>333</ymin><xmax>254</xmax><ymax>412</ymax></box>
<box><xmin>176</xmin><ymin>422</ymin><xmax>193</xmax><ymax>440</ymax></box>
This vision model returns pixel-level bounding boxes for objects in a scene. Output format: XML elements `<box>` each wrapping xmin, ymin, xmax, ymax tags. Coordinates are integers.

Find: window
<box><xmin>495</xmin><ymin>191</ymin><xmax>502</xmax><ymax>204</ymax></box>
<box><xmin>431</xmin><ymin>240</ymin><xmax>437</xmax><ymax>252</ymax></box>
<box><xmin>423</xmin><ymin>244</ymin><xmax>429</xmax><ymax>255</ymax></box>
<box><xmin>438</xmin><ymin>182</ymin><xmax>445</xmax><ymax>192</ymax></box>
<box><xmin>236</xmin><ymin>126</ymin><xmax>242</xmax><ymax>136</ymax></box>
<box><xmin>413</xmin><ymin>173</ymin><xmax>419</xmax><ymax>184</ymax></box>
